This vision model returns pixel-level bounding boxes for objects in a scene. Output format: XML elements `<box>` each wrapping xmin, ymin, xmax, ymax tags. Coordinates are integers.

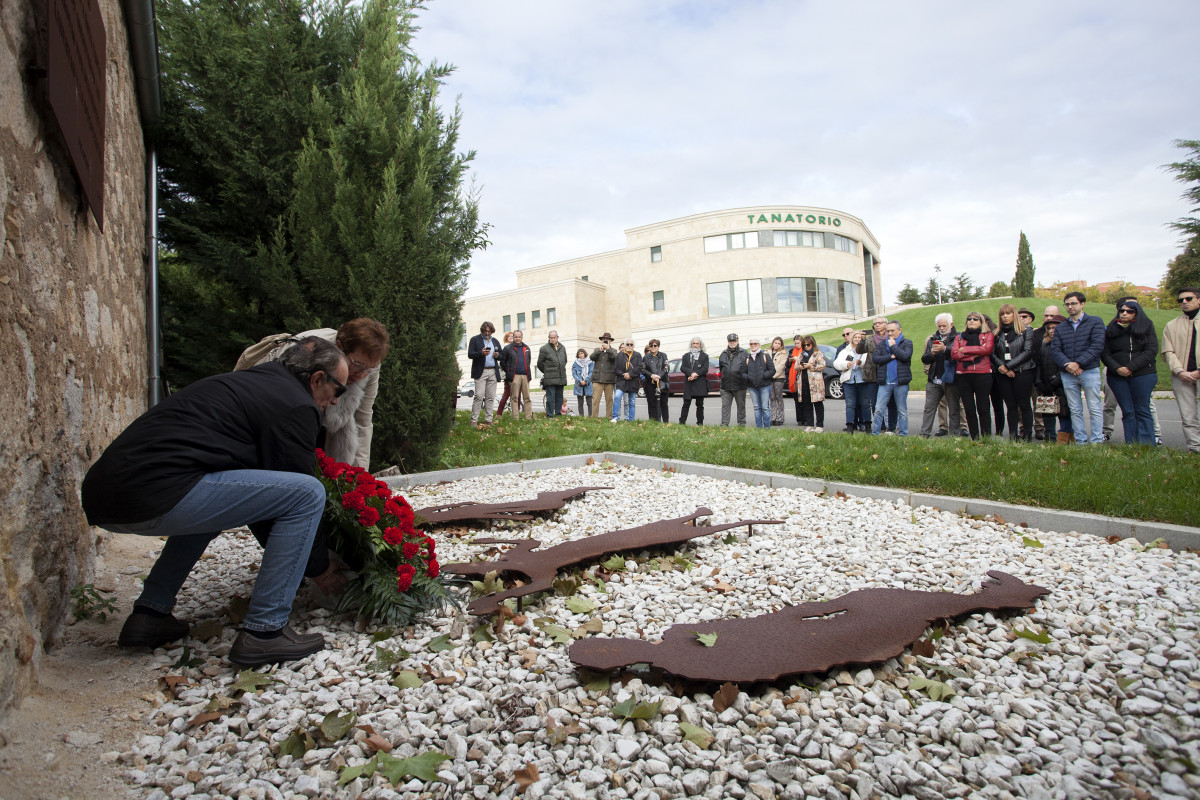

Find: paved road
<box><xmin>517</xmin><ymin>391</ymin><xmax>1190</xmax><ymax>450</ymax></box>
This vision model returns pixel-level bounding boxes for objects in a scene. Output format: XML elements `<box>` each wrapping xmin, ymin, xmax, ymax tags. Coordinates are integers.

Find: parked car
<box><xmin>457</xmin><ymin>379</ymin><xmax>475</xmax><ymax>398</ymax></box>
<box><xmin>665</xmin><ymin>358</ymin><xmax>723</xmax><ymax>396</ymax></box>
<box><xmin>781</xmin><ymin>345</ymin><xmax>843</xmax><ymax>400</ymax></box>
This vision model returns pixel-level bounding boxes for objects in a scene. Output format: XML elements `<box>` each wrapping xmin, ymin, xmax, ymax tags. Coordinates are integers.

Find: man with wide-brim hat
<box><xmin>590</xmin><ymin>333</ymin><xmax>618</xmax><ymax>419</ymax></box>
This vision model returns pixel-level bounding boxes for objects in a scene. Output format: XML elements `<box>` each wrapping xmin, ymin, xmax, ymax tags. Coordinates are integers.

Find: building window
<box><xmin>653</xmin><ymin>290</ymin><xmax>665</xmax><ymax>312</ymax></box>
<box><xmin>706</xmin><ymin>279</ymin><xmax>762</xmax><ymax>318</ymax></box>
<box><xmin>770</xmin><ymin>230</ymin><xmax>857</xmax><ymax>254</ymax></box>
<box><xmin>650</xmin><ymin>246</ymin><xmax>662</xmax><ymax>263</ymax></box>
<box><xmin>517</xmin><ymin>312</ymin><xmax>526</xmax><ymax>330</ymax></box>
<box><xmin>581</xmin><ymin>275</ymin><xmax>588</xmax><ymax>282</ymax></box>
<box><xmin>703</xmin><ymin>232</ymin><xmax>760</xmax><ymax>253</ymax></box>
<box><xmin>532</xmin><ymin>310</ymin><xmax>541</xmax><ymax>328</ymax></box>
<box><xmin>502</xmin><ymin>315</ymin><xmax>511</xmax><ymax>333</ymax></box>
<box><xmin>547</xmin><ymin>307</ymin><xmax>556</xmax><ymax>326</ymax></box>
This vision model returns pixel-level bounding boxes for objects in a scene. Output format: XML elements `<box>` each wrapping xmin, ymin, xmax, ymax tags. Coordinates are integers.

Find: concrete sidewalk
<box><xmin>383</xmin><ymin>451</ymin><xmax>1200</xmax><ymax>551</ymax></box>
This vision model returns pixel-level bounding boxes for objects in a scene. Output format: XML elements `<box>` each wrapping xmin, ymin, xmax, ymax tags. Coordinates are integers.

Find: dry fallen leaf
<box><xmin>912</xmin><ymin>638</ymin><xmax>936</xmax><ymax>657</ymax></box>
<box><xmin>871</xmin><ymin>453</ymin><xmax>879</xmax><ymax>460</ymax></box>
<box><xmin>992</xmin><ymin>513</ymin><xmax>1006</xmax><ymax>525</ymax></box>
<box><xmin>433</xmin><ymin>675</ymin><xmax>458</xmax><ymax>686</ymax></box>
<box><xmin>709</xmin><ymin>580</ymin><xmax>736</xmax><ymax>594</ymax></box>
<box><xmin>364</xmin><ymin>734</ymin><xmax>393</xmax><ymax>753</ymax></box>
<box><xmin>713</xmin><ymin>682</ymin><xmax>740</xmax><ymax>713</ymax></box>
<box><xmin>514</xmin><ymin>762</ymin><xmax>540</xmax><ymax>793</ymax></box>
<box><xmin>188</xmin><ymin>711</ymin><xmax>223</xmax><ymax>728</ymax></box>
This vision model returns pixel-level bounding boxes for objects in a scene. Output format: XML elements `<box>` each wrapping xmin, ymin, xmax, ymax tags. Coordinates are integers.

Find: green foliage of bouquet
<box><xmin>316</xmin><ymin>449</ymin><xmax>454</xmax><ymax>626</ymax></box>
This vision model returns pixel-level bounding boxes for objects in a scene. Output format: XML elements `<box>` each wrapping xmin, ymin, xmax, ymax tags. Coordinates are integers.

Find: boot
<box><xmin>1057</xmin><ymin>431</ymin><xmax>1073</xmax><ymax>444</ymax></box>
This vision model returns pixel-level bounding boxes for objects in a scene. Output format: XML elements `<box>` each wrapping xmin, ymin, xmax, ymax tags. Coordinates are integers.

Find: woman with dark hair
<box><xmin>572</xmin><ymin>348</ymin><xmax>593</xmax><ymax>417</ymax></box>
<box><xmin>1035</xmin><ymin>315</ymin><xmax>1073</xmax><ymax>442</ymax></box>
<box><xmin>951</xmin><ymin>312</ymin><xmax>995</xmax><ymax>439</ymax></box>
<box><xmin>496</xmin><ymin>331</ymin><xmax>516</xmax><ymax>416</ymax></box>
<box><xmin>769</xmin><ymin>336</ymin><xmax>788</xmax><ymax>426</ymax></box>
<box><xmin>991</xmin><ymin>303</ymin><xmax>1037</xmax><ymax>441</ymax></box>
<box><xmin>1101</xmin><ymin>300</ymin><xmax>1159</xmax><ymax>444</ymax></box>
<box><xmin>788</xmin><ymin>335</ymin><xmax>826</xmax><ymax>432</ymax></box>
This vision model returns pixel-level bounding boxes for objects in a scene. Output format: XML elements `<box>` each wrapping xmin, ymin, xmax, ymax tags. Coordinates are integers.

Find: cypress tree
<box><xmin>280</xmin><ymin>0</ymin><xmax>488</xmax><ymax>471</ymax></box>
<box><xmin>1012</xmin><ymin>231</ymin><xmax>1035</xmax><ymax>298</ymax></box>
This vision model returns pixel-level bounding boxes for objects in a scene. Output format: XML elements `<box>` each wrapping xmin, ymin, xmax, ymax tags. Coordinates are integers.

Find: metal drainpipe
<box><xmin>122</xmin><ymin>0</ymin><xmax>162</xmax><ymax>406</ymax></box>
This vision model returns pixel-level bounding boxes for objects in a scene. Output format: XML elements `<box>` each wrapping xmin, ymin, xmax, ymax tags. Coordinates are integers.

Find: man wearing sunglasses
<box><xmin>237</xmin><ymin>317</ymin><xmax>389</xmax><ymax>467</ymax></box>
<box><xmin>82</xmin><ymin>337</ymin><xmax>349</xmax><ymax>666</ymax></box>
<box><xmin>1162</xmin><ymin>286</ymin><xmax>1200</xmax><ymax>452</ymax></box>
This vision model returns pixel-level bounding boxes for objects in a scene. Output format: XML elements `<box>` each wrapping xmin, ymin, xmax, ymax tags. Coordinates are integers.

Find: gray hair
<box><xmin>279</xmin><ymin>336</ymin><xmax>346</xmax><ymax>382</ymax></box>
<box><xmin>874</xmin><ymin>316</ymin><xmax>889</xmax><ymax>325</ymax></box>
<box><xmin>690</xmin><ymin>337</ymin><xmax>705</xmax><ymax>350</ymax></box>
<box><xmin>934</xmin><ymin>312</ymin><xmax>953</xmax><ymax>326</ymax></box>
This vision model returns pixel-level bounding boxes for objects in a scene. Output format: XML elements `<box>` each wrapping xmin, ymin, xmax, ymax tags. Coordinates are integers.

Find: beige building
<box><xmin>458</xmin><ymin>206</ymin><xmax>882</xmax><ymax>377</ymax></box>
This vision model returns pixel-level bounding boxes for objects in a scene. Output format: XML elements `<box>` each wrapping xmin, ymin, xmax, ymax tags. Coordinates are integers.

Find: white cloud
<box><xmin>414</xmin><ymin>0</ymin><xmax>1200</xmax><ymax>301</ymax></box>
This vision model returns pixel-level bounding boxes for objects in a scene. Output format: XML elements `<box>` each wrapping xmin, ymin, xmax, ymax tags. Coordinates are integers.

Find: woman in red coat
<box><xmin>951</xmin><ymin>312</ymin><xmax>995</xmax><ymax>439</ymax></box>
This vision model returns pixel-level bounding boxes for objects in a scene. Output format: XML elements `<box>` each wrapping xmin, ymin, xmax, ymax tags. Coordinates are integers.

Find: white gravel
<box><xmin>118</xmin><ymin>464</ymin><xmax>1200</xmax><ymax>800</ymax></box>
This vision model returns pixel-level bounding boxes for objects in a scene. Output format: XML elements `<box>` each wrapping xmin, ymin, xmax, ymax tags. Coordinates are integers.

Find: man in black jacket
<box><xmin>81</xmin><ymin>337</ymin><xmax>348</xmax><ymax>666</ymax></box>
<box><xmin>502</xmin><ymin>330</ymin><xmax>533</xmax><ymax>420</ymax></box>
<box><xmin>718</xmin><ymin>333</ymin><xmax>749</xmax><ymax>426</ymax></box>
<box><xmin>467</xmin><ymin>321</ymin><xmax>503</xmax><ymax>426</ymax></box>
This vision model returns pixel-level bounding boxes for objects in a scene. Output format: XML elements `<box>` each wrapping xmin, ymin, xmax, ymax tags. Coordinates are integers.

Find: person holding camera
<box><xmin>856</xmin><ymin>316</ymin><xmax>898</xmax><ymax>432</ymax></box>
<box><xmin>590</xmin><ymin>333</ymin><xmax>618</xmax><ymax>419</ymax></box>
<box><xmin>467</xmin><ymin>321</ymin><xmax>503</xmax><ymax>427</ymax></box>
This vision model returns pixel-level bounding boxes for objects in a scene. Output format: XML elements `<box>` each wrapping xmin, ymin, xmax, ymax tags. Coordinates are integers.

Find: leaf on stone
<box><xmin>722</xmin><ymin>533</ymin><xmax>738</xmax><ymax>545</ymax></box>
<box><xmin>159</xmin><ymin>675</ymin><xmax>188</xmax><ymax>698</ymax></box>
<box><xmin>171</xmin><ymin>645</ymin><xmax>204</xmax><ymax>669</ymax></box>
<box><xmin>553</xmin><ymin>576</ymin><xmax>582</xmax><ymax>597</ymax></box>
<box><xmin>1117</xmin><ymin>675</ymin><xmax>1140</xmax><ymax>692</ymax></box>
<box><xmin>368</xmin><ymin>646</ymin><xmax>408</xmax><ymax>671</ymax></box>
<box><xmin>1013</xmin><ymin>627</ymin><xmax>1052</xmax><ymax>644</ymax></box>
<box><xmin>188</xmin><ymin>711</ymin><xmax>223</xmax><ymax>728</ymax></box>
<box><xmin>364</xmin><ymin>734</ymin><xmax>394</xmax><ymax>753</ymax></box>
<box><xmin>232</xmin><ymin>669</ymin><xmax>278</xmax><ymax>695</ymax></box>
<box><xmin>992</xmin><ymin>513</ymin><xmax>1006</xmax><ymax>525</ymax></box>
<box><xmin>929</xmin><ymin>626</ymin><xmax>946</xmax><ymax>641</ymax></box>
<box><xmin>513</xmin><ymin>761</ymin><xmax>540</xmax><ymax>793</ymax></box>
<box><xmin>433</xmin><ymin>674</ymin><xmax>457</xmax><ymax>686</ymax></box>
<box><xmin>540</xmin><ymin>623</ymin><xmax>574</xmax><ymax>644</ymax></box>
<box><xmin>600</xmin><ymin>554</ymin><xmax>626</xmax><ymax>571</ymax></box>
<box><xmin>679</xmin><ymin>721</ymin><xmax>715</xmax><ymax>749</ymax></box>
<box><xmin>375</xmin><ymin>750</ymin><xmax>450</xmax><ymax>785</ymax></box>
<box><xmin>909</xmin><ymin>676</ymin><xmax>956</xmax><ymax>701</ymax></box>
<box><xmin>428</xmin><ymin>634</ymin><xmax>456</xmax><ymax>653</ymax></box>
<box><xmin>338</xmin><ymin>756</ymin><xmax>378</xmax><ymax>786</ymax></box>
<box><xmin>611</xmin><ymin>696</ymin><xmax>661</xmax><ymax>720</ymax></box>
<box><xmin>393</xmin><ymin>670</ymin><xmax>423</xmax><ymax>690</ymax></box>
<box><xmin>204</xmin><ymin>695</ymin><xmax>238</xmax><ymax>713</ymax></box>
<box><xmin>709</xmin><ymin>580</ymin><xmax>736</xmax><ymax>594</ymax></box>
<box><xmin>912</xmin><ymin>638</ymin><xmax>936</xmax><ymax>657</ymax></box>
<box><xmin>693</xmin><ymin>632</ymin><xmax>719</xmax><ymax>647</ymax></box>
<box><xmin>225</xmin><ymin>595</ymin><xmax>250</xmax><ymax>624</ymax></box>
<box><xmin>671</xmin><ymin>555</ymin><xmax>696</xmax><ymax>571</ymax></box>
<box><xmin>545</xmin><ymin>718</ymin><xmax>583</xmax><ymax>746</ymax></box>
<box><xmin>572</xmin><ymin>618</ymin><xmax>603</xmax><ymax>638</ymax></box>
<box><xmin>189</xmin><ymin>619</ymin><xmax>224</xmax><ymax>641</ymax></box>
<box><xmin>585</xmin><ymin>674</ymin><xmax>611</xmax><ymax>693</ymax></box>
<box><xmin>472</xmin><ymin>625</ymin><xmax>494</xmax><ymax>643</ymax></box>
<box><xmin>279</xmin><ymin>726</ymin><xmax>316</xmax><ymax>758</ymax></box>
<box><xmin>318</xmin><ymin>710</ymin><xmax>358</xmax><ymax>744</ymax></box>
<box><xmin>713</xmin><ymin>682</ymin><xmax>740</xmax><ymax>713</ymax></box>
<box><xmin>370</xmin><ymin>628</ymin><xmax>396</xmax><ymax>642</ymax></box>
<box><xmin>565</xmin><ymin>596</ymin><xmax>596</xmax><ymax>614</ymax></box>
<box><xmin>1022</xmin><ymin>536</ymin><xmax>1044</xmax><ymax>549</ymax></box>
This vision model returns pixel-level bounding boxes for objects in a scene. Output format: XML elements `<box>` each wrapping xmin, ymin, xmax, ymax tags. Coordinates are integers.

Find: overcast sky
<box><xmin>412</xmin><ymin>1</ymin><xmax>1200</xmax><ymax>303</ymax></box>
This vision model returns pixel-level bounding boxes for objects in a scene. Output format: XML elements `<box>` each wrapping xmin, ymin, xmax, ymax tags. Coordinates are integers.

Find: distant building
<box><xmin>457</xmin><ymin>206</ymin><xmax>882</xmax><ymax>377</ymax></box>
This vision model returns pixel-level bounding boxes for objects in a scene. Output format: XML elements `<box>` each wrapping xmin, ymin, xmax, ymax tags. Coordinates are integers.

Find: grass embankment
<box><xmin>440</xmin><ymin>413</ymin><xmax>1198</xmax><ymax>526</ymax></box>
<box><xmin>805</xmin><ymin>298</ymin><xmax>1178</xmax><ymax>392</ymax></box>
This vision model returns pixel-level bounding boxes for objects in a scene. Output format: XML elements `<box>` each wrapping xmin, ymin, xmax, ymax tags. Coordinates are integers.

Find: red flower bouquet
<box><xmin>315</xmin><ymin>449</ymin><xmax>452</xmax><ymax>625</ymax></box>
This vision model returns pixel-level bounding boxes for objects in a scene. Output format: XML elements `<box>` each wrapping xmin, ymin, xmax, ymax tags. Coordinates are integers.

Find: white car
<box><xmin>457</xmin><ymin>379</ymin><xmax>475</xmax><ymax>398</ymax></box>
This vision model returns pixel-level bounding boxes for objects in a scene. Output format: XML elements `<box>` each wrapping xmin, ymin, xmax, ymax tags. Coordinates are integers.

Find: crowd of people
<box><xmin>469</xmin><ymin>287</ymin><xmax>1200</xmax><ymax>451</ymax></box>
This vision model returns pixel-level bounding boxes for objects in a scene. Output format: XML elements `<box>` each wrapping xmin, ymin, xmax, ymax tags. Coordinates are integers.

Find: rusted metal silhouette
<box><xmin>414</xmin><ymin>487</ymin><xmax>610</xmax><ymax>527</ymax></box>
<box><xmin>443</xmin><ymin>507</ymin><xmax>782</xmax><ymax>616</ymax></box>
<box><xmin>569</xmin><ymin>570</ymin><xmax>1049</xmax><ymax>683</ymax></box>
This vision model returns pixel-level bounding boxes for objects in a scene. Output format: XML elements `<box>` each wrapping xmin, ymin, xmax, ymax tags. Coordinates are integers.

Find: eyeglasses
<box><xmin>650</xmin><ymin>344</ymin><xmax>659</xmax><ymax>348</ymax></box>
<box><xmin>1119</xmin><ymin>307</ymin><xmax>1136</xmax><ymax>314</ymax></box>
<box><xmin>1064</xmin><ymin>301</ymin><xmax>1081</xmax><ymax>307</ymax></box>
<box><xmin>624</xmin><ymin>342</ymin><xmax>634</xmax><ymax>346</ymax></box>
<box><xmin>966</xmin><ymin>316</ymin><xmax>982</xmax><ymax>322</ymax></box>
<box><xmin>1179</xmin><ymin>296</ymin><xmax>1198</xmax><ymax>303</ymax></box>
<box><xmin>842</xmin><ymin>332</ymin><xmax>851</xmax><ymax>337</ymax></box>
<box><xmin>325</xmin><ymin>372</ymin><xmax>348</xmax><ymax>398</ymax></box>
<box><xmin>347</xmin><ymin>355</ymin><xmax>380</xmax><ymax>376</ymax></box>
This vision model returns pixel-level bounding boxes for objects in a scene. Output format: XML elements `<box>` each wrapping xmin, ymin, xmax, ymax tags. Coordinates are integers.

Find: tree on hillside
<box><xmin>1012</xmin><ymin>232</ymin><xmax>1035</xmax><ymax>297</ymax></box>
<box><xmin>156</xmin><ymin>0</ymin><xmax>362</xmax><ymax>386</ymax></box>
<box><xmin>896</xmin><ymin>284</ymin><xmax>921</xmax><ymax>304</ymax></box>
<box><xmin>274</xmin><ymin>0</ymin><xmax>488</xmax><ymax>471</ymax></box>
<box><xmin>920</xmin><ymin>278</ymin><xmax>942</xmax><ymax>306</ymax></box>
<box><xmin>1161</xmin><ymin>235</ymin><xmax>1200</xmax><ymax>307</ymax></box>
<box><xmin>1166</xmin><ymin>139</ymin><xmax>1200</xmax><ymax>242</ymax></box>
<box><xmin>947</xmin><ymin>273</ymin><xmax>982</xmax><ymax>302</ymax></box>
<box><xmin>987</xmin><ymin>280</ymin><xmax>1011</xmax><ymax>298</ymax></box>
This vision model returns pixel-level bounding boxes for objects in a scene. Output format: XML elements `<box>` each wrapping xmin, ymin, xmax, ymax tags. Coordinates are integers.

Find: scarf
<box><xmin>962</xmin><ymin>328</ymin><xmax>982</xmax><ymax>346</ymax></box>
<box><xmin>574</xmin><ymin>357</ymin><xmax>590</xmax><ymax>374</ymax></box>
<box><xmin>787</xmin><ymin>345</ymin><xmax>804</xmax><ymax>393</ymax></box>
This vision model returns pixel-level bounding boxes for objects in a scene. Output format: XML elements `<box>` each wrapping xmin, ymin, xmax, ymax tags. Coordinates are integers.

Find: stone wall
<box><xmin>0</xmin><ymin>0</ymin><xmax>148</xmax><ymax>710</ymax></box>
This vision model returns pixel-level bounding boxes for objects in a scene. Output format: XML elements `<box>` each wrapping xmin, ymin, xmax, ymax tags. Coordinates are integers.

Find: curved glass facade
<box><xmin>707</xmin><ymin>277</ymin><xmax>861</xmax><ymax>318</ymax></box>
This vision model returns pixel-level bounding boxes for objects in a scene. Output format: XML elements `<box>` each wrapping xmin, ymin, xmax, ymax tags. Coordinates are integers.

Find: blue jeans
<box><xmin>872</xmin><ymin>383</ymin><xmax>909</xmax><ymax>435</ymax></box>
<box><xmin>748</xmin><ymin>385</ymin><xmax>771</xmax><ymax>428</ymax></box>
<box><xmin>1061</xmin><ymin>368</ymin><xmax>1104</xmax><ymax>443</ymax></box>
<box><xmin>1107</xmin><ymin>371</ymin><xmax>1157</xmax><ymax>444</ymax></box>
<box><xmin>612</xmin><ymin>388</ymin><xmax>637</xmax><ymax>420</ymax></box>
<box><xmin>544</xmin><ymin>384</ymin><xmax>564</xmax><ymax>416</ymax></box>
<box><xmin>843</xmin><ymin>381</ymin><xmax>871</xmax><ymax>428</ymax></box>
<box><xmin>102</xmin><ymin>470</ymin><xmax>326</xmax><ymax>632</ymax></box>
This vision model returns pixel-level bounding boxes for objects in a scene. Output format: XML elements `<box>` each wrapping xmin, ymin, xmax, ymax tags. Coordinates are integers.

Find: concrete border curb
<box><xmin>383</xmin><ymin>452</ymin><xmax>1200</xmax><ymax>551</ymax></box>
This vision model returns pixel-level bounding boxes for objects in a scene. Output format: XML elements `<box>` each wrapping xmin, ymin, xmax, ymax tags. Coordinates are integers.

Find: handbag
<box><xmin>1034</xmin><ymin>395</ymin><xmax>1060</xmax><ymax>415</ymax></box>
<box><xmin>941</xmin><ymin>361</ymin><xmax>956</xmax><ymax>385</ymax></box>
<box><xmin>234</xmin><ymin>333</ymin><xmax>297</xmax><ymax>371</ymax></box>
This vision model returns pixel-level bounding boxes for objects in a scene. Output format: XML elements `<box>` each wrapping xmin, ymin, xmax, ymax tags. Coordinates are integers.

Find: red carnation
<box><xmin>358</xmin><ymin>507</ymin><xmax>380</xmax><ymax>528</ymax></box>
<box><xmin>426</xmin><ymin>559</ymin><xmax>440</xmax><ymax>578</ymax></box>
<box><xmin>341</xmin><ymin>491</ymin><xmax>367</xmax><ymax>512</ymax></box>
<box><xmin>382</xmin><ymin>526</ymin><xmax>405</xmax><ymax>546</ymax></box>
<box><xmin>402</xmin><ymin>541</ymin><xmax>420</xmax><ymax>559</ymax></box>
<box><xmin>423</xmin><ymin>535</ymin><xmax>436</xmax><ymax>553</ymax></box>
<box><xmin>396</xmin><ymin>564</ymin><xmax>416</xmax><ymax>592</ymax></box>
<box><xmin>384</xmin><ymin>499</ymin><xmax>404</xmax><ymax>517</ymax></box>
<box><xmin>393</xmin><ymin>505</ymin><xmax>415</xmax><ymax>532</ymax></box>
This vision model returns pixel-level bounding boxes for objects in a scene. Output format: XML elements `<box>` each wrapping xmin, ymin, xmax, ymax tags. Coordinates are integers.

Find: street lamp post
<box><xmin>934</xmin><ymin>263</ymin><xmax>943</xmax><ymax>304</ymax></box>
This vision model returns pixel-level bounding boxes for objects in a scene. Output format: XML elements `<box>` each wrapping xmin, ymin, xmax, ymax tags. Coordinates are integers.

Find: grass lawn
<box><xmin>439</xmin><ymin>412</ymin><xmax>1198</xmax><ymax>527</ymax></box>
<box><xmin>803</xmin><ymin>298</ymin><xmax>1179</xmax><ymax>392</ymax></box>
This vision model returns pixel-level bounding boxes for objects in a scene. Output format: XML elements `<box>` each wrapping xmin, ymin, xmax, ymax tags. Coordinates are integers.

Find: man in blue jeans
<box><xmin>81</xmin><ymin>337</ymin><xmax>349</xmax><ymax>666</ymax></box>
<box><xmin>872</xmin><ymin>321</ymin><xmax>913</xmax><ymax>435</ymax></box>
<box><xmin>1050</xmin><ymin>291</ymin><xmax>1106</xmax><ymax>443</ymax></box>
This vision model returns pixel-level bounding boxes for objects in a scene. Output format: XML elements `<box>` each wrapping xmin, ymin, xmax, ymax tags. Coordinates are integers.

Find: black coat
<box><xmin>467</xmin><ymin>333</ymin><xmax>502</xmax><ymax>380</ymax></box>
<box><xmin>1101</xmin><ymin>323</ymin><xmax>1159</xmax><ymax>378</ymax></box>
<box><xmin>744</xmin><ymin>350</ymin><xmax>774</xmax><ymax>388</ymax></box>
<box><xmin>991</xmin><ymin>326</ymin><xmax>1037</xmax><ymax>373</ymax></box>
<box><xmin>681</xmin><ymin>351</ymin><xmax>710</xmax><ymax>399</ymax></box>
<box><xmin>615</xmin><ymin>351</ymin><xmax>643</xmax><ymax>393</ymax></box>
<box><xmin>718</xmin><ymin>346</ymin><xmax>749</xmax><ymax>391</ymax></box>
